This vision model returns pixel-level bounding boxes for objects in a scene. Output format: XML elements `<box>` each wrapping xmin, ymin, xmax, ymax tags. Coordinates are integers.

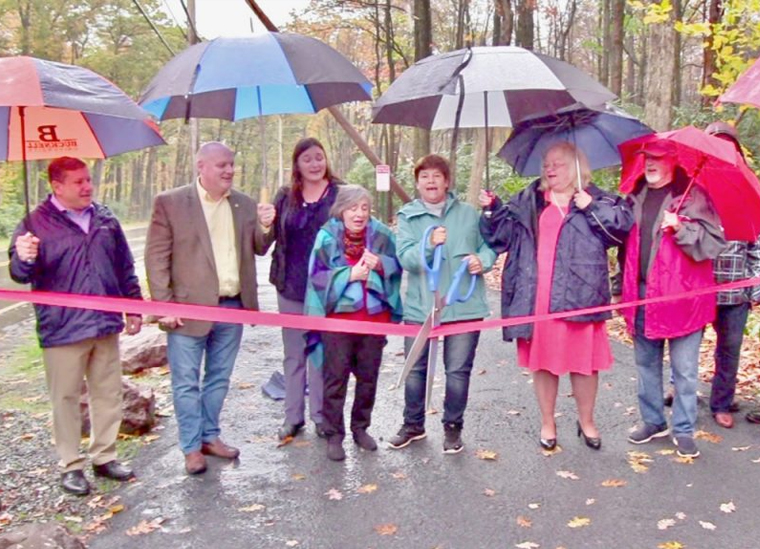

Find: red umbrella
<box><xmin>717</xmin><ymin>57</ymin><xmax>760</xmax><ymax>108</ymax></box>
<box><xmin>619</xmin><ymin>125</ymin><xmax>760</xmax><ymax>241</ymax></box>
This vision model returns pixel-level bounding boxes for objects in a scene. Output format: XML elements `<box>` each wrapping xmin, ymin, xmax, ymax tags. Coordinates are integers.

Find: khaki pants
<box><xmin>43</xmin><ymin>334</ymin><xmax>122</xmax><ymax>472</ymax></box>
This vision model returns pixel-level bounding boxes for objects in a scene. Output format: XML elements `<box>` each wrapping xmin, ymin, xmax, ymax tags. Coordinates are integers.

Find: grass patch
<box><xmin>0</xmin><ymin>335</ymin><xmax>46</xmax><ymax>412</ymax></box>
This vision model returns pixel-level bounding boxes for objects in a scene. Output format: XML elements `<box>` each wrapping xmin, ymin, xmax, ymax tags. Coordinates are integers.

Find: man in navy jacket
<box><xmin>10</xmin><ymin>156</ymin><xmax>143</xmax><ymax>496</ymax></box>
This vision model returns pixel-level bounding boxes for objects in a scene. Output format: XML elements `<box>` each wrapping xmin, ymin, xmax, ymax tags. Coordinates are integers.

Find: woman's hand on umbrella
<box><xmin>350</xmin><ymin>260</ymin><xmax>370</xmax><ymax>282</ymax></box>
<box><xmin>257</xmin><ymin>203</ymin><xmax>276</xmax><ymax>229</ymax></box>
<box><xmin>573</xmin><ymin>189</ymin><xmax>593</xmax><ymax>210</ymax></box>
<box><xmin>16</xmin><ymin>232</ymin><xmax>40</xmax><ymax>263</ymax></box>
<box><xmin>478</xmin><ymin>190</ymin><xmax>495</xmax><ymax>209</ymax></box>
<box><xmin>466</xmin><ymin>254</ymin><xmax>483</xmax><ymax>274</ymax></box>
<box><xmin>430</xmin><ymin>227</ymin><xmax>447</xmax><ymax>246</ymax></box>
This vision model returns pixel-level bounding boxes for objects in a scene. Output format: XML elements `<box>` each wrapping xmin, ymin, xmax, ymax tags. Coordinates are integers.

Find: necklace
<box><xmin>550</xmin><ymin>190</ymin><xmax>568</xmax><ymax>219</ymax></box>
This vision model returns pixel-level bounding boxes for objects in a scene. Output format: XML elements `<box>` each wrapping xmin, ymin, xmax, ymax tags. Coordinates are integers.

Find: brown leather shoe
<box><xmin>714</xmin><ymin>412</ymin><xmax>734</xmax><ymax>429</ymax></box>
<box><xmin>184</xmin><ymin>451</ymin><xmax>207</xmax><ymax>475</ymax></box>
<box><xmin>201</xmin><ymin>438</ymin><xmax>240</xmax><ymax>459</ymax></box>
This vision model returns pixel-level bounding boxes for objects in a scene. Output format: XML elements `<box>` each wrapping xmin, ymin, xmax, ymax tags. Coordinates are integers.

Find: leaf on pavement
<box><xmin>142</xmin><ymin>434</ymin><xmax>161</xmax><ymax>443</ymax></box>
<box><xmin>476</xmin><ymin>449</ymin><xmax>498</xmax><ymax>461</ymax></box>
<box><xmin>109</xmin><ymin>504</ymin><xmax>125</xmax><ymax>514</ymax></box>
<box><xmin>506</xmin><ymin>410</ymin><xmax>521</xmax><ymax>415</ymax></box>
<box><xmin>657</xmin><ymin>542</ymin><xmax>685</xmax><ymax>549</ymax></box>
<box><xmin>673</xmin><ymin>455</ymin><xmax>695</xmax><ymax>465</ymax></box>
<box><xmin>285</xmin><ymin>541</ymin><xmax>299</xmax><ymax>547</ymax></box>
<box><xmin>556</xmin><ymin>470</ymin><xmax>579</xmax><ymax>480</ymax></box>
<box><xmin>277</xmin><ymin>436</ymin><xmax>295</xmax><ymax>448</ymax></box>
<box><xmin>675</xmin><ymin>512</ymin><xmax>686</xmax><ymax>520</ymax></box>
<box><xmin>357</xmin><ymin>483</ymin><xmax>378</xmax><ymax>494</ymax></box>
<box><xmin>731</xmin><ymin>445</ymin><xmax>751</xmax><ymax>452</ymax></box>
<box><xmin>236</xmin><ymin>382</ymin><xmax>255</xmax><ymax>390</ymax></box>
<box><xmin>695</xmin><ymin>430</ymin><xmax>722</xmax><ymax>444</ymax></box>
<box><xmin>720</xmin><ymin>501</ymin><xmax>736</xmax><ymax>513</ymax></box>
<box><xmin>528</xmin><ymin>503</ymin><xmax>541</xmax><ymax>510</ymax></box>
<box><xmin>391</xmin><ymin>471</ymin><xmax>407</xmax><ymax>480</ymax></box>
<box><xmin>567</xmin><ymin>516</ymin><xmax>590</xmax><ymax>528</ymax></box>
<box><xmin>125</xmin><ymin>517</ymin><xmax>164</xmax><ymax>536</ymax></box>
<box><xmin>657</xmin><ymin>449</ymin><xmax>676</xmax><ymax>456</ymax></box>
<box><xmin>484</xmin><ymin>488</ymin><xmax>496</xmax><ymax>497</ymax></box>
<box><xmin>601</xmin><ymin>479</ymin><xmax>627</xmax><ymax>488</ymax></box>
<box><xmin>699</xmin><ymin>520</ymin><xmax>716</xmax><ymax>530</ymax></box>
<box><xmin>515</xmin><ymin>542</ymin><xmax>540</xmax><ymax>549</ymax></box>
<box><xmin>627</xmin><ymin>451</ymin><xmax>652</xmax><ymax>473</ymax></box>
<box><xmin>325</xmin><ymin>488</ymin><xmax>343</xmax><ymax>501</ymax></box>
<box><xmin>63</xmin><ymin>516</ymin><xmax>83</xmax><ymax>523</ymax></box>
<box><xmin>516</xmin><ymin>516</ymin><xmax>532</xmax><ymax>528</ymax></box>
<box><xmin>657</xmin><ymin>518</ymin><xmax>676</xmax><ymax>530</ymax></box>
<box><xmin>238</xmin><ymin>504</ymin><xmax>266</xmax><ymax>513</ymax></box>
<box><xmin>291</xmin><ymin>473</ymin><xmax>306</xmax><ymax>481</ymax></box>
<box><xmin>477</xmin><ymin>369</ymin><xmax>487</xmax><ymax>375</ymax></box>
<box><xmin>374</xmin><ymin>523</ymin><xmax>398</xmax><ymax>536</ymax></box>
<box><xmin>586</xmin><ymin>499</ymin><xmax>596</xmax><ymax>506</ymax></box>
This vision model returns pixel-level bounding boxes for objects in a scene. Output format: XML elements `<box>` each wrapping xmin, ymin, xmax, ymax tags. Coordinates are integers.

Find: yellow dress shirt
<box><xmin>196</xmin><ymin>180</ymin><xmax>240</xmax><ymax>298</ymax></box>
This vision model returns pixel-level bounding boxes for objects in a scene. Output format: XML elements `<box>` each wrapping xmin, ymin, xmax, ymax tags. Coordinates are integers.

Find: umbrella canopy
<box><xmin>498</xmin><ymin>103</ymin><xmax>653</xmax><ymax>176</ymax></box>
<box><xmin>0</xmin><ymin>56</ymin><xmax>165</xmax><ymax>161</ymax></box>
<box><xmin>140</xmin><ymin>33</ymin><xmax>373</xmax><ymax>121</ymax></box>
<box><xmin>717</xmin><ymin>57</ymin><xmax>760</xmax><ymax>109</ymax></box>
<box><xmin>619</xmin><ymin>125</ymin><xmax>760</xmax><ymax>241</ymax></box>
<box><xmin>371</xmin><ymin>46</ymin><xmax>615</xmax><ymax>130</ymax></box>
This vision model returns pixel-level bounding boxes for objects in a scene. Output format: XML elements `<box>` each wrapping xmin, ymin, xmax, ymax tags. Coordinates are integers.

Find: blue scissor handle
<box><xmin>444</xmin><ymin>257</ymin><xmax>478</xmax><ymax>306</ymax></box>
<box><xmin>421</xmin><ymin>225</ymin><xmax>444</xmax><ymax>292</ymax></box>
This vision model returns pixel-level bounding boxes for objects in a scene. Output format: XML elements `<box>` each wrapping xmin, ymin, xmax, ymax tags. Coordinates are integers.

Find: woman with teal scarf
<box><xmin>305</xmin><ymin>184</ymin><xmax>403</xmax><ymax>461</ymax></box>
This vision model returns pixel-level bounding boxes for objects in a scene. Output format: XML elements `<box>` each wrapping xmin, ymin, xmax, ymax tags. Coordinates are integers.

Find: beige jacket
<box><xmin>145</xmin><ymin>184</ymin><xmax>274</xmax><ymax>337</ymax></box>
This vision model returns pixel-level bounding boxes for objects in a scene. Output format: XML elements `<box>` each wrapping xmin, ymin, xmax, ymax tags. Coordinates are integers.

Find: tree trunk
<box><xmin>609</xmin><ymin>0</ymin><xmax>625</xmax><ymax>96</ymax></box>
<box><xmin>413</xmin><ymin>0</ymin><xmax>432</xmax><ymax>161</ymax></box>
<box><xmin>494</xmin><ymin>0</ymin><xmax>514</xmax><ymax>45</ymax></box>
<box><xmin>636</xmin><ymin>29</ymin><xmax>648</xmax><ymax>107</ymax></box>
<box><xmin>515</xmin><ymin>0</ymin><xmax>534</xmax><ymax>49</ymax></box>
<box><xmin>702</xmin><ymin>0</ymin><xmax>722</xmax><ymax>106</ymax></box>
<box><xmin>671</xmin><ymin>0</ymin><xmax>683</xmax><ymax>108</ymax></box>
<box><xmin>601</xmin><ymin>0</ymin><xmax>611</xmax><ymax>86</ymax></box>
<box><xmin>644</xmin><ymin>8</ymin><xmax>676</xmax><ymax>131</ymax></box>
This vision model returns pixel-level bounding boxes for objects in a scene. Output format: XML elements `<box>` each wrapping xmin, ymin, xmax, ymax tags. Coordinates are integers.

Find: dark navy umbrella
<box><xmin>498</xmin><ymin>103</ymin><xmax>653</xmax><ymax>176</ymax></box>
<box><xmin>140</xmin><ymin>33</ymin><xmax>373</xmax><ymax>121</ymax></box>
<box><xmin>0</xmin><ymin>56</ymin><xmax>165</xmax><ymax>216</ymax></box>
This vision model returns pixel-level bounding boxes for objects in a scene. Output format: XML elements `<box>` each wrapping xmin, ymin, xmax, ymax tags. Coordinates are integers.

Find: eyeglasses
<box><xmin>542</xmin><ymin>162</ymin><xmax>568</xmax><ymax>171</ymax></box>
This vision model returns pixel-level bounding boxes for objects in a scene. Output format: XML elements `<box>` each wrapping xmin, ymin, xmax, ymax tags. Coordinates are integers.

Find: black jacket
<box><xmin>9</xmin><ymin>197</ymin><xmax>142</xmax><ymax>348</ymax></box>
<box><xmin>480</xmin><ymin>180</ymin><xmax>633</xmax><ymax>341</ymax></box>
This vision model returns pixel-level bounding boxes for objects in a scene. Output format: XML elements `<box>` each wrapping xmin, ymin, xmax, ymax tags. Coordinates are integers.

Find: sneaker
<box><xmin>387</xmin><ymin>425</ymin><xmax>426</xmax><ymax>449</ymax></box>
<box><xmin>443</xmin><ymin>423</ymin><xmax>464</xmax><ymax>455</ymax></box>
<box><xmin>352</xmin><ymin>429</ymin><xmax>378</xmax><ymax>451</ymax></box>
<box><xmin>628</xmin><ymin>423</ymin><xmax>669</xmax><ymax>444</ymax></box>
<box><xmin>326</xmin><ymin>437</ymin><xmax>346</xmax><ymax>461</ymax></box>
<box><xmin>673</xmin><ymin>435</ymin><xmax>700</xmax><ymax>458</ymax></box>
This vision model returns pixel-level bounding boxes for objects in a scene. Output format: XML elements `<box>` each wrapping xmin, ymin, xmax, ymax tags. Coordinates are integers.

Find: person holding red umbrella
<box><xmin>622</xmin><ymin>140</ymin><xmax>726</xmax><ymax>458</ymax></box>
<box><xmin>702</xmin><ymin>122</ymin><xmax>760</xmax><ymax>429</ymax></box>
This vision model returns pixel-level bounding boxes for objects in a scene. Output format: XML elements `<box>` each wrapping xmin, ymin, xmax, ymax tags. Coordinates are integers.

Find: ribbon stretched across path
<box><xmin>0</xmin><ymin>277</ymin><xmax>758</xmax><ymax>339</ymax></box>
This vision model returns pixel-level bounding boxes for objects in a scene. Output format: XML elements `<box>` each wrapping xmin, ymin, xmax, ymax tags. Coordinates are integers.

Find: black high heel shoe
<box><xmin>576</xmin><ymin>421</ymin><xmax>601</xmax><ymax>450</ymax></box>
<box><xmin>539</xmin><ymin>437</ymin><xmax>557</xmax><ymax>451</ymax></box>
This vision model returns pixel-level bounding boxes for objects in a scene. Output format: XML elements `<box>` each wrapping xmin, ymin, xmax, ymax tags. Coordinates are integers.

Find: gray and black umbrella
<box><xmin>140</xmin><ymin>33</ymin><xmax>373</xmax><ymax>121</ymax></box>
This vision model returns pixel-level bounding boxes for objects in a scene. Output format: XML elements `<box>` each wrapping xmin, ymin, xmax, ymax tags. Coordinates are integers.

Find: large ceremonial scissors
<box><xmin>394</xmin><ymin>225</ymin><xmax>478</xmax><ymax>411</ymax></box>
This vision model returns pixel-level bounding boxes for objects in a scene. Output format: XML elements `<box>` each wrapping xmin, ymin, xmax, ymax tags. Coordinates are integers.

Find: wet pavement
<box><xmin>88</xmin><ymin>255</ymin><xmax>760</xmax><ymax>549</ymax></box>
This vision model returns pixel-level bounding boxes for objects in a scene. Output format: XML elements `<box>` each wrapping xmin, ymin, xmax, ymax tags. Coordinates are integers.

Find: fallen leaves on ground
<box><xmin>357</xmin><ymin>483</ymin><xmax>378</xmax><ymax>494</ymax></box>
<box><xmin>657</xmin><ymin>449</ymin><xmax>676</xmax><ymax>456</ymax></box>
<box><xmin>695</xmin><ymin>430</ymin><xmax>722</xmax><ymax>444</ymax></box>
<box><xmin>484</xmin><ymin>488</ymin><xmax>496</xmax><ymax>497</ymax></box>
<box><xmin>556</xmin><ymin>470</ymin><xmax>579</xmax><ymax>480</ymax></box>
<box><xmin>516</xmin><ymin>516</ymin><xmax>532</xmax><ymax>528</ymax></box>
<box><xmin>586</xmin><ymin>499</ymin><xmax>596</xmax><ymax>506</ymax></box>
<box><xmin>675</xmin><ymin>512</ymin><xmax>687</xmax><ymax>520</ymax></box>
<box><xmin>325</xmin><ymin>488</ymin><xmax>343</xmax><ymax>501</ymax></box>
<box><xmin>285</xmin><ymin>541</ymin><xmax>299</xmax><ymax>547</ymax></box>
<box><xmin>601</xmin><ymin>478</ymin><xmax>627</xmax><ymax>488</ymax></box>
<box><xmin>515</xmin><ymin>542</ymin><xmax>540</xmax><ymax>549</ymax></box>
<box><xmin>391</xmin><ymin>471</ymin><xmax>407</xmax><ymax>480</ymax></box>
<box><xmin>374</xmin><ymin>523</ymin><xmax>398</xmax><ymax>536</ymax></box>
<box><xmin>732</xmin><ymin>445</ymin><xmax>751</xmax><ymax>452</ymax></box>
<box><xmin>528</xmin><ymin>503</ymin><xmax>541</xmax><ymax>510</ymax></box>
<box><xmin>291</xmin><ymin>473</ymin><xmax>306</xmax><ymax>481</ymax></box>
<box><xmin>476</xmin><ymin>449</ymin><xmax>498</xmax><ymax>461</ymax></box>
<box><xmin>627</xmin><ymin>451</ymin><xmax>653</xmax><ymax>473</ymax></box>
<box><xmin>125</xmin><ymin>517</ymin><xmax>164</xmax><ymax>536</ymax></box>
<box><xmin>720</xmin><ymin>501</ymin><xmax>736</xmax><ymax>513</ymax></box>
<box><xmin>699</xmin><ymin>520</ymin><xmax>717</xmax><ymax>530</ymax></box>
<box><xmin>657</xmin><ymin>518</ymin><xmax>676</xmax><ymax>530</ymax></box>
<box><xmin>567</xmin><ymin>516</ymin><xmax>591</xmax><ymax>528</ymax></box>
<box><xmin>673</xmin><ymin>456</ymin><xmax>695</xmax><ymax>465</ymax></box>
<box><xmin>657</xmin><ymin>542</ymin><xmax>685</xmax><ymax>549</ymax></box>
<box><xmin>238</xmin><ymin>504</ymin><xmax>266</xmax><ymax>513</ymax></box>
<box><xmin>506</xmin><ymin>409</ymin><xmax>522</xmax><ymax>415</ymax></box>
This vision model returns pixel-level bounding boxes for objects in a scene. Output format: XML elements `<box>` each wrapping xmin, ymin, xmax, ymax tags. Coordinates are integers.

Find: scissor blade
<box><xmin>393</xmin><ymin>312</ymin><xmax>434</xmax><ymax>389</ymax></box>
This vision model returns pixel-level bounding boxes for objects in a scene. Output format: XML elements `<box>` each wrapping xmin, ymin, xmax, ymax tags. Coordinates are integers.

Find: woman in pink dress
<box><xmin>479</xmin><ymin>142</ymin><xmax>633</xmax><ymax>451</ymax></box>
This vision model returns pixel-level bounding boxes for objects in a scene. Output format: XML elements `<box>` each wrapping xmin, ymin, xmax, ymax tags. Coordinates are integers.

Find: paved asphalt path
<box><xmin>89</xmin><ymin>255</ymin><xmax>760</xmax><ymax>549</ymax></box>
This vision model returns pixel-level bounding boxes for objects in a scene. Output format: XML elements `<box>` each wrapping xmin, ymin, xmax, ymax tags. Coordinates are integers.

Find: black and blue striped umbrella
<box><xmin>140</xmin><ymin>33</ymin><xmax>373</xmax><ymax>121</ymax></box>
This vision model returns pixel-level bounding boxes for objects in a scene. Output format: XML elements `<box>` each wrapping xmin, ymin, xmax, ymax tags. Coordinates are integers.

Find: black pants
<box><xmin>320</xmin><ymin>332</ymin><xmax>386</xmax><ymax>440</ymax></box>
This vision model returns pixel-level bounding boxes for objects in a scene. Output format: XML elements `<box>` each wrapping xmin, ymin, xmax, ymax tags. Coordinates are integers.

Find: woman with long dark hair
<box><xmin>266</xmin><ymin>137</ymin><xmax>341</xmax><ymax>440</ymax></box>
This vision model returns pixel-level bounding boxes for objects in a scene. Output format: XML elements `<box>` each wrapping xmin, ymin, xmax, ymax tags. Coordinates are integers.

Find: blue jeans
<box><xmin>634</xmin><ymin>308</ymin><xmax>703</xmax><ymax>436</ymax></box>
<box><xmin>403</xmin><ymin>327</ymin><xmax>480</xmax><ymax>429</ymax></box>
<box><xmin>710</xmin><ymin>302</ymin><xmax>750</xmax><ymax>413</ymax></box>
<box><xmin>167</xmin><ymin>299</ymin><xmax>244</xmax><ymax>454</ymax></box>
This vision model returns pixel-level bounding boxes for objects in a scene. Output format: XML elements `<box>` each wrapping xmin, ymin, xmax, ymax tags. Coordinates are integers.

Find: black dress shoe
<box><xmin>61</xmin><ymin>470</ymin><xmax>90</xmax><ymax>496</ymax></box>
<box><xmin>93</xmin><ymin>460</ymin><xmax>135</xmax><ymax>481</ymax></box>
<box><xmin>577</xmin><ymin>421</ymin><xmax>602</xmax><ymax>450</ymax></box>
<box><xmin>314</xmin><ymin>422</ymin><xmax>328</xmax><ymax>439</ymax></box>
<box><xmin>278</xmin><ymin>421</ymin><xmax>305</xmax><ymax>440</ymax></box>
<box><xmin>539</xmin><ymin>438</ymin><xmax>557</xmax><ymax>451</ymax></box>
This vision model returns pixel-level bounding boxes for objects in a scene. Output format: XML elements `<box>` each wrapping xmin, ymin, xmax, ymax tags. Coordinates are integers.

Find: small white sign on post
<box><xmin>375</xmin><ymin>164</ymin><xmax>391</xmax><ymax>192</ymax></box>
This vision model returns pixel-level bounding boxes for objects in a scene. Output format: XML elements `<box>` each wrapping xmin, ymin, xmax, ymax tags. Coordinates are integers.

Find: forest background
<box><xmin>0</xmin><ymin>0</ymin><xmax>758</xmax><ymax>232</ymax></box>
